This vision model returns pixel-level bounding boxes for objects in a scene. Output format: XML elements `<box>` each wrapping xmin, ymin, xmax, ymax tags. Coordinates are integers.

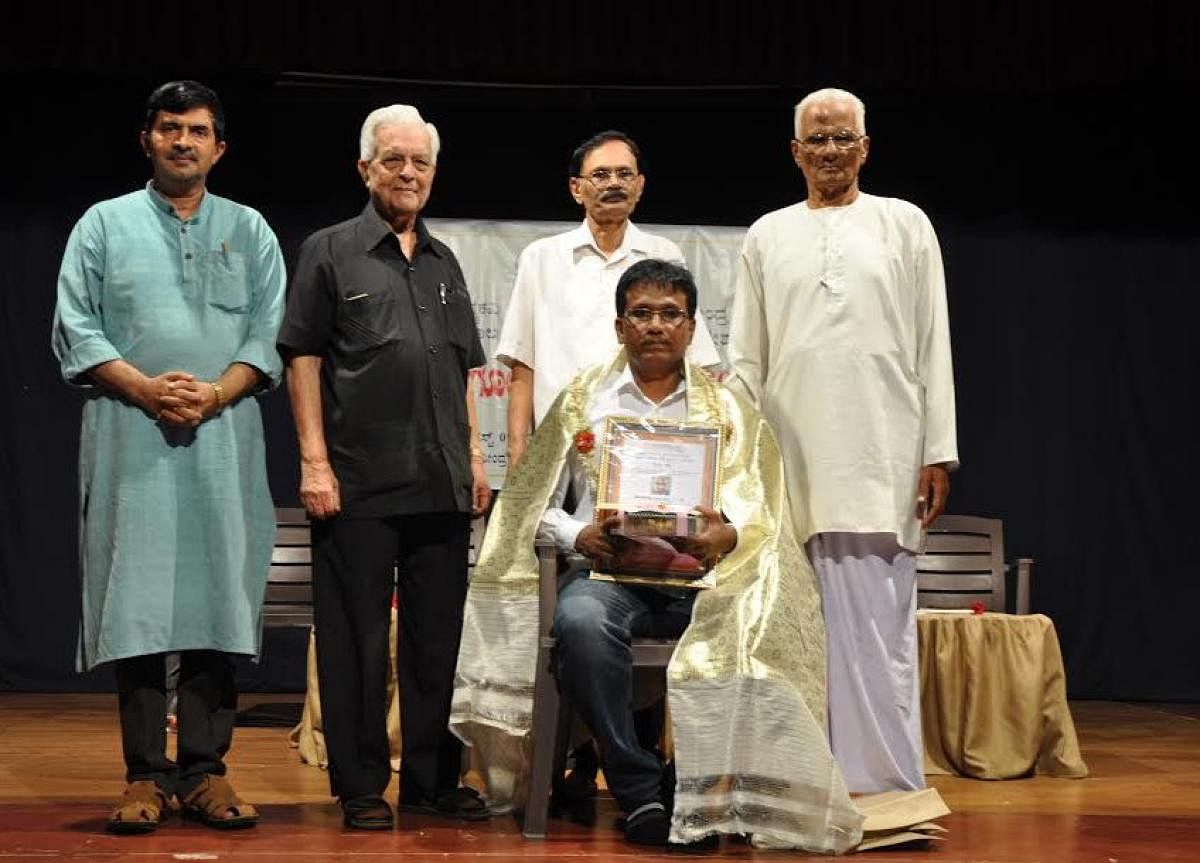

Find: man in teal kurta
<box><xmin>51</xmin><ymin>81</ymin><xmax>284</xmax><ymax>834</ymax></box>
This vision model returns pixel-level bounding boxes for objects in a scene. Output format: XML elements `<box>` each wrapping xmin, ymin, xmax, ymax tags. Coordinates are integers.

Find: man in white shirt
<box><xmin>495</xmin><ymin>131</ymin><xmax>722</xmax><ymax>468</ymax></box>
<box><xmin>452</xmin><ymin>259</ymin><xmax>865</xmax><ymax>852</ymax></box>
<box><xmin>540</xmin><ymin>260</ymin><xmax>734</xmax><ymax>846</ymax></box>
<box><xmin>727</xmin><ymin>88</ymin><xmax>959</xmax><ymax>792</ymax></box>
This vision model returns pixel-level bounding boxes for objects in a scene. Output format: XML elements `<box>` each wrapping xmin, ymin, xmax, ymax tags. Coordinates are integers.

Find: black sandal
<box><xmin>400</xmin><ymin>786</ymin><xmax>490</xmax><ymax>821</ymax></box>
<box><xmin>341</xmin><ymin>795</ymin><xmax>393</xmax><ymax>830</ymax></box>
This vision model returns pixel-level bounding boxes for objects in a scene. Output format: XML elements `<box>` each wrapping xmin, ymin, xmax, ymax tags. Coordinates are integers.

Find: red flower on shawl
<box><xmin>970</xmin><ymin>601</ymin><xmax>986</xmax><ymax>615</ymax></box>
<box><xmin>574</xmin><ymin>429</ymin><xmax>595</xmax><ymax>455</ymax></box>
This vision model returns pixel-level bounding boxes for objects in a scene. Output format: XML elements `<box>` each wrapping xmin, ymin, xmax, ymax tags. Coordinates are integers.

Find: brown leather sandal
<box><xmin>107</xmin><ymin>780</ymin><xmax>170</xmax><ymax>834</ymax></box>
<box><xmin>180</xmin><ymin>775</ymin><xmax>259</xmax><ymax>829</ymax></box>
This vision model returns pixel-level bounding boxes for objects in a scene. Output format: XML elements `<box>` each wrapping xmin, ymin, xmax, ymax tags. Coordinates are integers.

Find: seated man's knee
<box><xmin>553</xmin><ymin>594</ymin><xmax>608</xmax><ymax>648</ymax></box>
<box><xmin>553</xmin><ymin>586</ymin><xmax>627</xmax><ymax>662</ymax></box>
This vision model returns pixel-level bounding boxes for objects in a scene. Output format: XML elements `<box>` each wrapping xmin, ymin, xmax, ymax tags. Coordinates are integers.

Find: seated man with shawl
<box><xmin>451</xmin><ymin>259</ymin><xmax>863</xmax><ymax>851</ymax></box>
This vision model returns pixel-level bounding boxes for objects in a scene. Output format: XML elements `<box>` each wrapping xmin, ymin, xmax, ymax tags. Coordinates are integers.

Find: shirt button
<box><xmin>429</xmin><ymin>345</ymin><xmax>439</xmax><ymax>354</ymax></box>
<box><xmin>180</xmin><ymin>227</ymin><xmax>188</xmax><ymax>234</ymax></box>
<box><xmin>407</xmin><ymin>266</ymin><xmax>416</xmax><ymax>273</ymax></box>
<box><xmin>184</xmin><ymin>253</ymin><xmax>193</xmax><ymax>260</ymax></box>
<box><xmin>432</xmin><ymin>390</ymin><xmax>441</xmax><ymax>399</ymax></box>
<box><xmin>418</xmin><ymin>304</ymin><xmax>427</xmax><ymax>312</ymax></box>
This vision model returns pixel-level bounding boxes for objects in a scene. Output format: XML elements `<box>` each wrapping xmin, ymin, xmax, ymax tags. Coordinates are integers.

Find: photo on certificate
<box><xmin>591</xmin><ymin>417</ymin><xmax>724</xmax><ymax>588</ymax></box>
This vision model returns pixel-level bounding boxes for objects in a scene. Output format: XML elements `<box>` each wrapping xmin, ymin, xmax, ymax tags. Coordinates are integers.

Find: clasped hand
<box><xmin>140</xmin><ymin>372</ymin><xmax>219</xmax><ymax>427</ymax></box>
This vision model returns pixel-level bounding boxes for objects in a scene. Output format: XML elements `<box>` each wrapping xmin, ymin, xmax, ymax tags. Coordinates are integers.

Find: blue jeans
<box><xmin>552</xmin><ymin>573</ymin><xmax>695</xmax><ymax>811</ymax></box>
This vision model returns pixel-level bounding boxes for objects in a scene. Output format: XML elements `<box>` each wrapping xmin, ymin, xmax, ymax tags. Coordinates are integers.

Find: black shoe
<box><xmin>559</xmin><ymin>742</ymin><xmax>600</xmax><ymax>801</ymax></box>
<box><xmin>340</xmin><ymin>795</ymin><xmax>393</xmax><ymax>830</ymax></box>
<box><xmin>558</xmin><ymin>765</ymin><xmax>599</xmax><ymax>802</ymax></box>
<box><xmin>624</xmin><ymin>801</ymin><xmax>670</xmax><ymax>846</ymax></box>
<box><xmin>399</xmin><ymin>786</ymin><xmax>491</xmax><ymax>821</ymax></box>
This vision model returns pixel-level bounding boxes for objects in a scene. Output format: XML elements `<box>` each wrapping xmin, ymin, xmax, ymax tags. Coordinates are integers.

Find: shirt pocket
<box><xmin>204</xmin><ymin>250</ymin><xmax>250</xmax><ymax>313</ymax></box>
<box><xmin>337</xmin><ymin>290</ymin><xmax>400</xmax><ymax>352</ymax></box>
<box><xmin>442</xmin><ymin>289</ymin><xmax>477</xmax><ymax>365</ymax></box>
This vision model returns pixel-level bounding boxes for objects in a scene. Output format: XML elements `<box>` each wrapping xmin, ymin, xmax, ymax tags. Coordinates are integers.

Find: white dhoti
<box><xmin>806</xmin><ymin>532</ymin><xmax>923</xmax><ymax>793</ymax></box>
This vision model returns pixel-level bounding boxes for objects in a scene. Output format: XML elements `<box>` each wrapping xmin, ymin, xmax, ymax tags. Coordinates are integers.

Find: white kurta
<box><xmin>495</xmin><ymin>220</ymin><xmax>722</xmax><ymax>425</ymax></box>
<box><xmin>727</xmin><ymin>193</ymin><xmax>957</xmax><ymax>553</ymax></box>
<box><xmin>728</xmin><ymin>192</ymin><xmax>958</xmax><ymax>793</ymax></box>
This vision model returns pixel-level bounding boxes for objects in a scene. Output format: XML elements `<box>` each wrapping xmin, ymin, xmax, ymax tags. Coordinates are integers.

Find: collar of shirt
<box><xmin>589</xmin><ymin>361</ymin><xmax>688</xmax><ymax>428</ymax></box>
<box><xmin>568</xmin><ymin>219</ymin><xmax>652</xmax><ymax>265</ymax></box>
<box><xmin>356</xmin><ymin>201</ymin><xmax>443</xmax><ymax>258</ymax></box>
<box><xmin>143</xmin><ymin>180</ymin><xmax>212</xmax><ymax>224</ymax></box>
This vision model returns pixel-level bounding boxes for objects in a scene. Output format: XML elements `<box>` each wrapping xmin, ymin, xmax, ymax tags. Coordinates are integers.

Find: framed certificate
<box><xmin>590</xmin><ymin>417</ymin><xmax>724</xmax><ymax>588</ymax></box>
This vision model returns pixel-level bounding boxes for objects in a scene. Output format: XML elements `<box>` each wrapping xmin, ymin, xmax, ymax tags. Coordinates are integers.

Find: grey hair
<box><xmin>359</xmin><ymin>104</ymin><xmax>441</xmax><ymax>163</ymax></box>
<box><xmin>793</xmin><ymin>88</ymin><xmax>866</xmax><ymax>137</ymax></box>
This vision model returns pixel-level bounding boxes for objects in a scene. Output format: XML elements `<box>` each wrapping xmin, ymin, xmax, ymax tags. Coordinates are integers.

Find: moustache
<box><xmin>599</xmin><ymin>190</ymin><xmax>628</xmax><ymax>202</ymax></box>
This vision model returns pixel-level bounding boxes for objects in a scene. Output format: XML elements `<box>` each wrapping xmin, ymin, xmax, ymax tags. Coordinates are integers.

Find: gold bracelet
<box><xmin>209</xmin><ymin>381</ymin><xmax>227</xmax><ymax>409</ymax></box>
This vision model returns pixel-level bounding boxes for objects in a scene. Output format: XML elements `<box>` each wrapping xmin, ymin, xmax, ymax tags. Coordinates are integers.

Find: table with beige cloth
<box><xmin>291</xmin><ymin>610</ymin><xmax>1088</xmax><ymax>783</ymax></box>
<box><xmin>918</xmin><ymin>611</ymin><xmax>1088</xmax><ymax>780</ymax></box>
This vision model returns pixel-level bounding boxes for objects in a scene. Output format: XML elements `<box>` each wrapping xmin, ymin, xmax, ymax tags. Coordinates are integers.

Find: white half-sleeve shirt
<box><xmin>727</xmin><ymin>193</ymin><xmax>958</xmax><ymax>552</ymax></box>
<box><xmin>495</xmin><ymin>220</ymin><xmax>722</xmax><ymax>425</ymax></box>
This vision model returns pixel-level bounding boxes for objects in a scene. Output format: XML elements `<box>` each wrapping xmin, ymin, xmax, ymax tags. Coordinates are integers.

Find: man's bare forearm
<box><xmin>89</xmin><ymin>359</ymin><xmax>157</xmax><ymax>409</ymax></box>
<box><xmin>465</xmin><ymin>373</ymin><xmax>485</xmax><ymax>457</ymax></box>
<box><xmin>506</xmin><ymin>362</ymin><xmax>534</xmax><ymax>463</ymax></box>
<box><xmin>286</xmin><ymin>355</ymin><xmax>330</xmax><ymax>464</ymax></box>
<box><xmin>212</xmin><ymin>362</ymin><xmax>264</xmax><ymax>405</ymax></box>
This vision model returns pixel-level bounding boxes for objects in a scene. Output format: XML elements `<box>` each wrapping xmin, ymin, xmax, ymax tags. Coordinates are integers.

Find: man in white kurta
<box><xmin>727</xmin><ymin>88</ymin><xmax>958</xmax><ymax>792</ymax></box>
<box><xmin>495</xmin><ymin>131</ymin><xmax>721</xmax><ymax>467</ymax></box>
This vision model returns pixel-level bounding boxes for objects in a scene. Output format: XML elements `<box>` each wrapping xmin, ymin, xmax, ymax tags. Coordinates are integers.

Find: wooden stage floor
<box><xmin>0</xmin><ymin>695</ymin><xmax>1197</xmax><ymax>861</ymax></box>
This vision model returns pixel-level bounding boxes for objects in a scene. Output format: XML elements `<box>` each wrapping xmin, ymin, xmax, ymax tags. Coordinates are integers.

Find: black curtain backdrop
<box><xmin>1</xmin><ymin>2</ymin><xmax>1197</xmax><ymax>698</ymax></box>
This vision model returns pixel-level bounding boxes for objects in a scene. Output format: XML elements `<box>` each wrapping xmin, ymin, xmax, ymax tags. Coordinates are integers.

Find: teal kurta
<box><xmin>52</xmin><ymin>183</ymin><xmax>286</xmax><ymax>670</ymax></box>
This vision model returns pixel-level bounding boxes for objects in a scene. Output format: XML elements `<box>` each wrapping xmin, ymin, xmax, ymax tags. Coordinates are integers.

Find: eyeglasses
<box><xmin>623</xmin><ymin>307</ymin><xmax>690</xmax><ymax>327</ymax></box>
<box><xmin>376</xmin><ymin>154</ymin><xmax>433</xmax><ymax>174</ymax></box>
<box><xmin>579</xmin><ymin>168</ymin><xmax>639</xmax><ymax>186</ymax></box>
<box><xmin>795</xmin><ymin>131</ymin><xmax>863</xmax><ymax>151</ymax></box>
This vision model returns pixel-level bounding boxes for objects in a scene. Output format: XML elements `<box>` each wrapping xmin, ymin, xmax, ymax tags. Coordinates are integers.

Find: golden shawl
<box><xmin>451</xmin><ymin>354</ymin><xmax>863</xmax><ymax>852</ymax></box>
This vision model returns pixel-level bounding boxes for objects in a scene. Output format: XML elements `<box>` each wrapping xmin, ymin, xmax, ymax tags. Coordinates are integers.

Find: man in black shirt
<box><xmin>278</xmin><ymin>104</ymin><xmax>491</xmax><ymax>829</ymax></box>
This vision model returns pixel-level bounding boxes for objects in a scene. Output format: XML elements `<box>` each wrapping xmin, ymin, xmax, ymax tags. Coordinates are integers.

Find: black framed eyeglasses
<box><xmin>623</xmin><ymin>307</ymin><xmax>690</xmax><ymax>327</ymax></box>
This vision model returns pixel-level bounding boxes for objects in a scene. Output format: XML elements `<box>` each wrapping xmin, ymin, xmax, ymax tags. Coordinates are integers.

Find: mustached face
<box><xmin>570</xmin><ymin>139</ymin><xmax>645</xmax><ymax>225</ymax></box>
<box><xmin>615</xmin><ymin>282</ymin><xmax>695</xmax><ymax>373</ymax></box>
<box><xmin>141</xmin><ymin>107</ymin><xmax>225</xmax><ymax>189</ymax></box>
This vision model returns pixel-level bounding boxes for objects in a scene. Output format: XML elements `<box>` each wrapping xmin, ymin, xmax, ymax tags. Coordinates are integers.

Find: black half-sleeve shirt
<box><xmin>278</xmin><ymin>203</ymin><xmax>486</xmax><ymax>518</ymax></box>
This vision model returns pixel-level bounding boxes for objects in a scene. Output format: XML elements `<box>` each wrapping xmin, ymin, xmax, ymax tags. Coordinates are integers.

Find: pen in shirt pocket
<box><xmin>438</xmin><ymin>282</ymin><xmax>448</xmax><ymax>304</ymax></box>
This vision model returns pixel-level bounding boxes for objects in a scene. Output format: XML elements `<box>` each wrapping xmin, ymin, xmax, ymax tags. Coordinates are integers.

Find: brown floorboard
<box><xmin>1</xmin><ymin>694</ymin><xmax>1198</xmax><ymax>861</ymax></box>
